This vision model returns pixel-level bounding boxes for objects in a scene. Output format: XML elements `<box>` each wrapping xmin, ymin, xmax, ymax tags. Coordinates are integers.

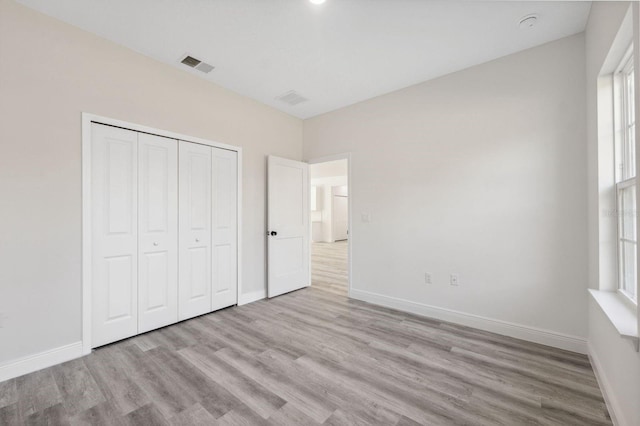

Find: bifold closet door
<box><xmin>91</xmin><ymin>124</ymin><xmax>139</xmax><ymax>347</ymax></box>
<box><xmin>138</xmin><ymin>133</ymin><xmax>178</xmax><ymax>333</ymax></box>
<box><xmin>211</xmin><ymin>148</ymin><xmax>238</xmax><ymax>310</ymax></box>
<box><xmin>179</xmin><ymin>141</ymin><xmax>213</xmax><ymax>320</ymax></box>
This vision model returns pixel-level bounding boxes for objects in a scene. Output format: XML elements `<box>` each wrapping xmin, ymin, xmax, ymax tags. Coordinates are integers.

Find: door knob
<box><xmin>270</xmin><ymin>231</ymin><xmax>277</xmax><ymax>236</ymax></box>
<box><xmin>195</xmin><ymin>238</ymin><xmax>200</xmax><ymax>242</ymax></box>
<box><xmin>153</xmin><ymin>242</ymin><xmax>158</xmax><ymax>246</ymax></box>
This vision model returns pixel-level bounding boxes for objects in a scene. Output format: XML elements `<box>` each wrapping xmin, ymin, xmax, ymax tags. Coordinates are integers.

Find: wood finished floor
<box><xmin>0</xmin><ymin>241</ymin><xmax>611</xmax><ymax>425</ymax></box>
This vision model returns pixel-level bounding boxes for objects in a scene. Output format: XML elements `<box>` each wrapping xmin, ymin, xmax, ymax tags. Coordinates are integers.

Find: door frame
<box><xmin>307</xmin><ymin>153</ymin><xmax>352</xmax><ymax>298</ymax></box>
<box><xmin>81</xmin><ymin>113</ymin><xmax>243</xmax><ymax>355</ymax></box>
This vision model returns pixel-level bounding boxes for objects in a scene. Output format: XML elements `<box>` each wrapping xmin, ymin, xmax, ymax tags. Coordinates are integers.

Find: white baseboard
<box><xmin>0</xmin><ymin>341</ymin><xmax>84</xmax><ymax>383</ymax></box>
<box><xmin>238</xmin><ymin>289</ymin><xmax>266</xmax><ymax>306</ymax></box>
<box><xmin>588</xmin><ymin>343</ymin><xmax>623</xmax><ymax>426</ymax></box>
<box><xmin>350</xmin><ymin>289</ymin><xmax>587</xmax><ymax>354</ymax></box>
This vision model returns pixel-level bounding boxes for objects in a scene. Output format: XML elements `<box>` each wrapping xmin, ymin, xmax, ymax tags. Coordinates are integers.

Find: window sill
<box><xmin>589</xmin><ymin>289</ymin><xmax>639</xmax><ymax>351</ymax></box>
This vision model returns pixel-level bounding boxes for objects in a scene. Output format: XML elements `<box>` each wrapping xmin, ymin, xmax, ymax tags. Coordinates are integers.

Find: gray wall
<box><xmin>304</xmin><ymin>34</ymin><xmax>588</xmax><ymax>341</ymax></box>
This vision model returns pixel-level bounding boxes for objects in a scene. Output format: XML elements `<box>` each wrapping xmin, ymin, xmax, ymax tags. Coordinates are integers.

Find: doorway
<box><xmin>309</xmin><ymin>157</ymin><xmax>350</xmax><ymax>296</ymax></box>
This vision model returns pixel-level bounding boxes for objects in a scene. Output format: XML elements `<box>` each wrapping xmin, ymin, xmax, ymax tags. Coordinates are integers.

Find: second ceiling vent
<box><xmin>276</xmin><ymin>90</ymin><xmax>308</xmax><ymax>106</ymax></box>
<box><xmin>180</xmin><ymin>55</ymin><xmax>215</xmax><ymax>73</ymax></box>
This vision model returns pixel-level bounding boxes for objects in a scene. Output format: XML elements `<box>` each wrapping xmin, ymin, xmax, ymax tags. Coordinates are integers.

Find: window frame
<box><xmin>614</xmin><ymin>44</ymin><xmax>637</xmax><ymax>304</ymax></box>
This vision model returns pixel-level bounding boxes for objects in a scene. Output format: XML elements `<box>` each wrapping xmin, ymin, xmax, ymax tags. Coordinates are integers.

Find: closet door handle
<box><xmin>153</xmin><ymin>242</ymin><xmax>159</xmax><ymax>246</ymax></box>
<box><xmin>270</xmin><ymin>231</ymin><xmax>277</xmax><ymax>236</ymax></box>
<box><xmin>195</xmin><ymin>238</ymin><xmax>200</xmax><ymax>243</ymax></box>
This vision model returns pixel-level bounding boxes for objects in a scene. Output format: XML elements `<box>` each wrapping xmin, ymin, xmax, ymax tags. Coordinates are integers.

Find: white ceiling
<box><xmin>17</xmin><ymin>0</ymin><xmax>591</xmax><ymax>119</ymax></box>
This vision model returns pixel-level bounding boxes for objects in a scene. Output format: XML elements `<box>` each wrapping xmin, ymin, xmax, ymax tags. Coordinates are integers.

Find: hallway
<box><xmin>311</xmin><ymin>241</ymin><xmax>348</xmax><ymax>296</ymax></box>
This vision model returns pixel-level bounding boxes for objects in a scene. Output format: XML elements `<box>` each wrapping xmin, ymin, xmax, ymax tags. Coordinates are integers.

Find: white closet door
<box><xmin>91</xmin><ymin>124</ymin><xmax>138</xmax><ymax>347</ymax></box>
<box><xmin>138</xmin><ymin>133</ymin><xmax>178</xmax><ymax>333</ymax></box>
<box><xmin>211</xmin><ymin>148</ymin><xmax>238</xmax><ymax>311</ymax></box>
<box><xmin>179</xmin><ymin>141</ymin><xmax>212</xmax><ymax>320</ymax></box>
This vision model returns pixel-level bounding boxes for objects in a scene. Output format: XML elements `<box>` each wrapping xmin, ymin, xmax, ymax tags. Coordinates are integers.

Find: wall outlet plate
<box><xmin>450</xmin><ymin>274</ymin><xmax>459</xmax><ymax>286</ymax></box>
<box><xmin>425</xmin><ymin>273</ymin><xmax>432</xmax><ymax>284</ymax></box>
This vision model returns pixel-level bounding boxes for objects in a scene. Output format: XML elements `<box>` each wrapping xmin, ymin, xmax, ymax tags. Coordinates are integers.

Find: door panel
<box><xmin>138</xmin><ymin>133</ymin><xmax>178</xmax><ymax>333</ymax></box>
<box><xmin>179</xmin><ymin>141</ymin><xmax>212</xmax><ymax>320</ymax></box>
<box><xmin>211</xmin><ymin>148</ymin><xmax>238</xmax><ymax>310</ymax></box>
<box><xmin>91</xmin><ymin>123</ymin><xmax>138</xmax><ymax>347</ymax></box>
<box><xmin>105</xmin><ymin>255</ymin><xmax>135</xmax><ymax>320</ymax></box>
<box><xmin>267</xmin><ymin>156</ymin><xmax>310</xmax><ymax>298</ymax></box>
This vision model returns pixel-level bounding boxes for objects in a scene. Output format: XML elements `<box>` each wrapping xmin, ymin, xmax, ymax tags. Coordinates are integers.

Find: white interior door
<box><xmin>267</xmin><ymin>156</ymin><xmax>310</xmax><ymax>298</ymax></box>
<box><xmin>211</xmin><ymin>148</ymin><xmax>238</xmax><ymax>310</ymax></box>
<box><xmin>138</xmin><ymin>133</ymin><xmax>178</xmax><ymax>333</ymax></box>
<box><xmin>91</xmin><ymin>124</ymin><xmax>138</xmax><ymax>347</ymax></box>
<box><xmin>179</xmin><ymin>141</ymin><xmax>212</xmax><ymax>320</ymax></box>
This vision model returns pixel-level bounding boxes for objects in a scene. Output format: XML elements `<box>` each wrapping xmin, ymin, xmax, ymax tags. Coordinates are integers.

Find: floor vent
<box><xmin>276</xmin><ymin>90</ymin><xmax>308</xmax><ymax>106</ymax></box>
<box><xmin>180</xmin><ymin>55</ymin><xmax>215</xmax><ymax>73</ymax></box>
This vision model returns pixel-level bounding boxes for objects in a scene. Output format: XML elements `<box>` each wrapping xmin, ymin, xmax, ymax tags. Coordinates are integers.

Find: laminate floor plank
<box><xmin>216</xmin><ymin>402</ymin><xmax>269</xmax><ymax>426</ymax></box>
<box><xmin>256</xmin><ymin>349</ymin><xmax>401</xmax><ymax>426</ymax></box>
<box><xmin>167</xmin><ymin>403</ymin><xmax>219</xmax><ymax>426</ymax></box>
<box><xmin>50</xmin><ymin>358</ymin><xmax>105</xmax><ymax>416</ymax></box>
<box><xmin>83</xmin><ymin>346</ymin><xmax>150</xmax><ymax>416</ymax></box>
<box><xmin>265</xmin><ymin>402</ymin><xmax>321</xmax><ymax>426</ymax></box>
<box><xmin>25</xmin><ymin>403</ymin><xmax>69</xmax><ymax>426</ymax></box>
<box><xmin>0</xmin><ymin>403</ymin><xmax>22</xmax><ymax>425</ymax></box>
<box><xmin>179</xmin><ymin>345</ymin><xmax>286</xmax><ymax>419</ymax></box>
<box><xmin>210</xmin><ymin>311</ymin><xmax>306</xmax><ymax>360</ymax></box>
<box><xmin>15</xmin><ymin>370</ymin><xmax>62</xmax><ymax>417</ymax></box>
<box><xmin>214</xmin><ymin>346</ymin><xmax>335</xmax><ymax>423</ymax></box>
<box><xmin>115</xmin><ymin>345</ymin><xmax>197</xmax><ymax>419</ymax></box>
<box><xmin>0</xmin><ymin>379</ymin><xmax>17</xmax><ymax>408</ymax></box>
<box><xmin>144</xmin><ymin>345</ymin><xmax>243</xmax><ymax>420</ymax></box>
<box><xmin>294</xmin><ymin>354</ymin><xmax>473</xmax><ymax>426</ymax></box>
<box><xmin>69</xmin><ymin>401</ymin><xmax>127</xmax><ymax>426</ymax></box>
<box><xmin>2</xmin><ymin>241</ymin><xmax>610</xmax><ymax>425</ymax></box>
<box><xmin>124</xmin><ymin>404</ymin><xmax>169</xmax><ymax>426</ymax></box>
<box><xmin>403</xmin><ymin>319</ymin><xmax>595</xmax><ymax>378</ymax></box>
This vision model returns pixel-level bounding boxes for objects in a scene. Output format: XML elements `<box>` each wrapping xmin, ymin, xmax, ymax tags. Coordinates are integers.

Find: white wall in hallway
<box><xmin>309</xmin><ymin>159</ymin><xmax>348</xmax><ymax>179</ymax></box>
<box><xmin>304</xmin><ymin>34</ymin><xmax>588</xmax><ymax>341</ymax></box>
<box><xmin>311</xmin><ymin>176</ymin><xmax>348</xmax><ymax>243</ymax></box>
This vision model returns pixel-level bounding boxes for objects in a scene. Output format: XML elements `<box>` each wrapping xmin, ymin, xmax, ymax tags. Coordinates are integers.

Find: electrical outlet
<box><xmin>450</xmin><ymin>274</ymin><xmax>459</xmax><ymax>286</ymax></box>
<box><xmin>424</xmin><ymin>273</ymin><xmax>432</xmax><ymax>284</ymax></box>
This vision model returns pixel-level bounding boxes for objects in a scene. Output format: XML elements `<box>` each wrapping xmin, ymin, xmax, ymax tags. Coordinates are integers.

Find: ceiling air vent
<box><xmin>276</xmin><ymin>90</ymin><xmax>308</xmax><ymax>106</ymax></box>
<box><xmin>180</xmin><ymin>55</ymin><xmax>215</xmax><ymax>73</ymax></box>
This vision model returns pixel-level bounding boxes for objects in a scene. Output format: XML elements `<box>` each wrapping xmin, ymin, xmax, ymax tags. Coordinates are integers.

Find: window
<box><xmin>615</xmin><ymin>46</ymin><xmax>637</xmax><ymax>303</ymax></box>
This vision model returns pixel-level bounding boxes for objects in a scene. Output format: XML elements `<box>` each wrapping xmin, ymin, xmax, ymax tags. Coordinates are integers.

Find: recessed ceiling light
<box><xmin>309</xmin><ymin>0</ymin><xmax>326</xmax><ymax>5</ymax></box>
<box><xmin>519</xmin><ymin>14</ymin><xmax>538</xmax><ymax>30</ymax></box>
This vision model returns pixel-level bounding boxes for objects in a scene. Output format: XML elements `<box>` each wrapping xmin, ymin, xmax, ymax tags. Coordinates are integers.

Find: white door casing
<box><xmin>91</xmin><ymin>124</ymin><xmax>139</xmax><ymax>347</ymax></box>
<box><xmin>267</xmin><ymin>156</ymin><xmax>310</xmax><ymax>298</ymax></box>
<box><xmin>211</xmin><ymin>148</ymin><xmax>239</xmax><ymax>310</ymax></box>
<box><xmin>178</xmin><ymin>141</ymin><xmax>213</xmax><ymax>320</ymax></box>
<box><xmin>138</xmin><ymin>133</ymin><xmax>178</xmax><ymax>333</ymax></box>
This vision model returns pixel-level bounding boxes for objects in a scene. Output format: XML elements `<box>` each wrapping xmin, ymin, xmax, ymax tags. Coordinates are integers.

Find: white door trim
<box><xmin>82</xmin><ymin>113</ymin><xmax>243</xmax><ymax>355</ymax></box>
<box><xmin>307</xmin><ymin>153</ymin><xmax>352</xmax><ymax>298</ymax></box>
